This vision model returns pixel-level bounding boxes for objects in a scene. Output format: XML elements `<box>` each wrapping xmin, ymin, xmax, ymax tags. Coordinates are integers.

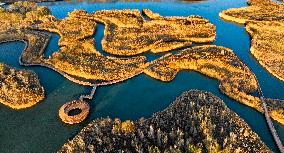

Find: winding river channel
<box><xmin>0</xmin><ymin>0</ymin><xmax>283</xmax><ymax>152</ymax></box>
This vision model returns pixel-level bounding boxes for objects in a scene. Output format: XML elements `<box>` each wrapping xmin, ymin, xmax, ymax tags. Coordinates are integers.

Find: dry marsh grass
<box><xmin>72</xmin><ymin>9</ymin><xmax>216</xmax><ymax>56</ymax></box>
<box><xmin>1</xmin><ymin>2</ymin><xmax>282</xmax><ymax>125</ymax></box>
<box><xmin>0</xmin><ymin>2</ymin><xmax>50</xmax><ymax>109</ymax></box>
<box><xmin>31</xmin><ymin>9</ymin><xmax>215</xmax><ymax>82</ymax></box>
<box><xmin>0</xmin><ymin>1</ymin><xmax>50</xmax><ymax>32</ymax></box>
<box><xmin>219</xmin><ymin>0</ymin><xmax>284</xmax><ymax>81</ymax></box>
<box><xmin>33</xmin><ymin>11</ymin><xmax>148</xmax><ymax>82</ymax></box>
<box><xmin>144</xmin><ymin>45</ymin><xmax>284</xmax><ymax>124</ymax></box>
<box><xmin>219</xmin><ymin>0</ymin><xmax>283</xmax><ymax>24</ymax></box>
<box><xmin>45</xmin><ymin>39</ymin><xmax>147</xmax><ymax>81</ymax></box>
<box><xmin>0</xmin><ymin>63</ymin><xmax>44</xmax><ymax>109</ymax></box>
<box><xmin>0</xmin><ymin>29</ymin><xmax>50</xmax><ymax>64</ymax></box>
<box><xmin>246</xmin><ymin>21</ymin><xmax>284</xmax><ymax>81</ymax></box>
<box><xmin>59</xmin><ymin>90</ymin><xmax>271</xmax><ymax>153</ymax></box>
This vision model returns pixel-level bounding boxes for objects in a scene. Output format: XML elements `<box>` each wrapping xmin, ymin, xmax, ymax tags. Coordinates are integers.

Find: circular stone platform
<box><xmin>59</xmin><ymin>100</ymin><xmax>90</xmax><ymax>124</ymax></box>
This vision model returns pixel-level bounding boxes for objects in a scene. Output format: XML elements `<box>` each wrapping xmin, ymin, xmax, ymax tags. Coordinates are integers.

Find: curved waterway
<box><xmin>0</xmin><ymin>0</ymin><xmax>283</xmax><ymax>152</ymax></box>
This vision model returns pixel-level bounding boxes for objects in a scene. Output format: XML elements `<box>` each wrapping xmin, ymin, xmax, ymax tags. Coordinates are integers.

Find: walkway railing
<box><xmin>7</xmin><ymin>31</ymin><xmax>283</xmax><ymax>150</ymax></box>
<box><xmin>79</xmin><ymin>85</ymin><xmax>97</xmax><ymax>101</ymax></box>
<box><xmin>254</xmin><ymin>74</ymin><xmax>284</xmax><ymax>153</ymax></box>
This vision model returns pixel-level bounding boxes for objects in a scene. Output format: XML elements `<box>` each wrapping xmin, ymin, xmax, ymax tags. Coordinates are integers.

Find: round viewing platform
<box><xmin>59</xmin><ymin>100</ymin><xmax>90</xmax><ymax>124</ymax></box>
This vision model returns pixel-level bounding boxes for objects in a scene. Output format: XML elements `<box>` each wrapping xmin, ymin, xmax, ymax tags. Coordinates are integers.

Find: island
<box><xmin>0</xmin><ymin>63</ymin><xmax>44</xmax><ymax>109</ymax></box>
<box><xmin>30</xmin><ymin>9</ymin><xmax>148</xmax><ymax>83</ymax></box>
<box><xmin>0</xmin><ymin>1</ymin><xmax>51</xmax><ymax>64</ymax></box>
<box><xmin>0</xmin><ymin>2</ymin><xmax>283</xmax><ymax>126</ymax></box>
<box><xmin>0</xmin><ymin>2</ymin><xmax>52</xmax><ymax>109</ymax></box>
<box><xmin>219</xmin><ymin>0</ymin><xmax>284</xmax><ymax>82</ymax></box>
<box><xmin>86</xmin><ymin>9</ymin><xmax>215</xmax><ymax>55</ymax></box>
<box><xmin>0</xmin><ymin>1</ymin><xmax>283</xmax><ymax>152</ymax></box>
<box><xmin>30</xmin><ymin>8</ymin><xmax>216</xmax><ymax>82</ymax></box>
<box><xmin>144</xmin><ymin>45</ymin><xmax>284</xmax><ymax>125</ymax></box>
<box><xmin>59</xmin><ymin>90</ymin><xmax>271</xmax><ymax>152</ymax></box>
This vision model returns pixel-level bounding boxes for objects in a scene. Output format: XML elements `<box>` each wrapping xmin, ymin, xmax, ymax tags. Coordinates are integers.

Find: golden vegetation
<box><xmin>71</xmin><ymin>9</ymin><xmax>216</xmax><ymax>56</ymax></box>
<box><xmin>34</xmin><ymin>10</ymin><xmax>96</xmax><ymax>46</ymax></box>
<box><xmin>144</xmin><ymin>45</ymin><xmax>284</xmax><ymax>124</ymax></box>
<box><xmin>59</xmin><ymin>90</ymin><xmax>271</xmax><ymax>152</ymax></box>
<box><xmin>1</xmin><ymin>2</ymin><xmax>283</xmax><ymax>126</ymax></box>
<box><xmin>142</xmin><ymin>9</ymin><xmax>162</xmax><ymax>19</ymax></box>
<box><xmin>219</xmin><ymin>0</ymin><xmax>283</xmax><ymax>24</ymax></box>
<box><xmin>0</xmin><ymin>63</ymin><xmax>44</xmax><ymax>109</ymax></box>
<box><xmin>32</xmin><ymin>10</ymin><xmax>147</xmax><ymax>82</ymax></box>
<box><xmin>0</xmin><ymin>2</ymin><xmax>51</xmax><ymax>109</ymax></box>
<box><xmin>29</xmin><ymin>9</ymin><xmax>215</xmax><ymax>82</ymax></box>
<box><xmin>0</xmin><ymin>1</ymin><xmax>51</xmax><ymax>65</ymax></box>
<box><xmin>219</xmin><ymin>0</ymin><xmax>284</xmax><ymax>81</ymax></box>
<box><xmin>45</xmin><ymin>39</ymin><xmax>146</xmax><ymax>81</ymax></box>
<box><xmin>246</xmin><ymin>21</ymin><xmax>284</xmax><ymax>81</ymax></box>
<box><xmin>28</xmin><ymin>8</ymin><xmax>283</xmax><ymax>124</ymax></box>
<box><xmin>112</xmin><ymin>120</ymin><xmax>136</xmax><ymax>135</ymax></box>
<box><xmin>265</xmin><ymin>99</ymin><xmax>284</xmax><ymax>126</ymax></box>
<box><xmin>0</xmin><ymin>1</ymin><xmax>51</xmax><ymax>32</ymax></box>
<box><xmin>0</xmin><ymin>29</ymin><xmax>50</xmax><ymax>64</ymax></box>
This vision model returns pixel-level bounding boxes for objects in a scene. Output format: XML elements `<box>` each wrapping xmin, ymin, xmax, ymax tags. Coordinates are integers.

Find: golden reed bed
<box><xmin>144</xmin><ymin>45</ymin><xmax>284</xmax><ymax>125</ymax></box>
<box><xmin>59</xmin><ymin>90</ymin><xmax>271</xmax><ymax>152</ymax></box>
<box><xmin>0</xmin><ymin>29</ymin><xmax>51</xmax><ymax>64</ymax></box>
<box><xmin>69</xmin><ymin>9</ymin><xmax>216</xmax><ymax>56</ymax></box>
<box><xmin>0</xmin><ymin>2</ymin><xmax>283</xmax><ymax>126</ymax></box>
<box><xmin>32</xmin><ymin>10</ymin><xmax>148</xmax><ymax>82</ymax></box>
<box><xmin>0</xmin><ymin>2</ymin><xmax>50</xmax><ymax>109</ymax></box>
<box><xmin>0</xmin><ymin>63</ymin><xmax>44</xmax><ymax>109</ymax></box>
<box><xmin>219</xmin><ymin>0</ymin><xmax>284</xmax><ymax>82</ymax></box>
<box><xmin>31</xmin><ymin>9</ymin><xmax>216</xmax><ymax>82</ymax></box>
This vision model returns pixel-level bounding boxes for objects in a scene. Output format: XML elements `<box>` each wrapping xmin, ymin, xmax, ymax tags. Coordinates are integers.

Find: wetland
<box><xmin>0</xmin><ymin>0</ymin><xmax>283</xmax><ymax>152</ymax></box>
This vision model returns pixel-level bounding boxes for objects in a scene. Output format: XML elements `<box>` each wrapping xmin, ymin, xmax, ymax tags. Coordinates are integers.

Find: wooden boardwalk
<box><xmin>9</xmin><ymin>34</ymin><xmax>283</xmax><ymax>149</ymax></box>
<box><xmin>77</xmin><ymin>53</ymin><xmax>173</xmax><ymax>101</ymax></box>
<box><xmin>79</xmin><ymin>85</ymin><xmax>97</xmax><ymax>101</ymax></box>
<box><xmin>254</xmin><ymin>74</ymin><xmax>284</xmax><ymax>153</ymax></box>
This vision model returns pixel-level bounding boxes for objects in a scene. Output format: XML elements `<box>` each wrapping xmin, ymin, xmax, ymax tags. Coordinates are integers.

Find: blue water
<box><xmin>44</xmin><ymin>33</ymin><xmax>60</xmax><ymax>58</ymax></box>
<box><xmin>273</xmin><ymin>0</ymin><xmax>283</xmax><ymax>4</ymax></box>
<box><xmin>0</xmin><ymin>0</ymin><xmax>283</xmax><ymax>152</ymax></box>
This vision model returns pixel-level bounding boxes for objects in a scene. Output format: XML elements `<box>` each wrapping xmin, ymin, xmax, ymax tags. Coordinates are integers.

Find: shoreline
<box><xmin>2</xmin><ymin>29</ymin><xmax>283</xmax><ymax>126</ymax></box>
<box><xmin>0</xmin><ymin>63</ymin><xmax>45</xmax><ymax>109</ymax></box>
<box><xmin>219</xmin><ymin>0</ymin><xmax>284</xmax><ymax>82</ymax></box>
<box><xmin>59</xmin><ymin>90</ymin><xmax>271</xmax><ymax>152</ymax></box>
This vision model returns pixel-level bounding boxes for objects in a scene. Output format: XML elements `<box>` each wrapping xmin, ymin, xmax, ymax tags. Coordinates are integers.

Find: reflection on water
<box><xmin>0</xmin><ymin>0</ymin><xmax>283</xmax><ymax>152</ymax></box>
